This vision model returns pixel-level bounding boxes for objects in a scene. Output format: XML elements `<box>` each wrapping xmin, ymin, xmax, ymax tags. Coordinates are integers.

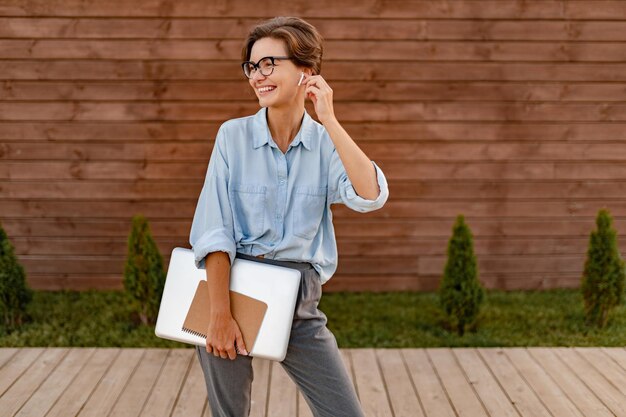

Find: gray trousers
<box><xmin>195</xmin><ymin>252</ymin><xmax>365</xmax><ymax>417</ymax></box>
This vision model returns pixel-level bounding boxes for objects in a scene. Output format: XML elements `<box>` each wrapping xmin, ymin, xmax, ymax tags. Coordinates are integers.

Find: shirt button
<box><xmin>279</xmin><ymin>179</ymin><xmax>285</xmax><ymax>185</ymax></box>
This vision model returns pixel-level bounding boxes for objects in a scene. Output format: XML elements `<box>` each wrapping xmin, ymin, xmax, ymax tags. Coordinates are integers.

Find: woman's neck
<box><xmin>266</xmin><ymin>104</ymin><xmax>305</xmax><ymax>152</ymax></box>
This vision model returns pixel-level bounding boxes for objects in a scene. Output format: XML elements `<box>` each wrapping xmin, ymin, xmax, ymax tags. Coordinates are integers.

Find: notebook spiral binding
<box><xmin>183</xmin><ymin>327</ymin><xmax>244</xmax><ymax>354</ymax></box>
<box><xmin>182</xmin><ymin>327</ymin><xmax>206</xmax><ymax>338</ymax></box>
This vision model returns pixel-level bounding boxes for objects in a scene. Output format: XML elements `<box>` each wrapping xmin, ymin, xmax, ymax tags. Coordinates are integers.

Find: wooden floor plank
<box><xmin>341</xmin><ymin>349</ymin><xmax>358</xmax><ymax>397</ymax></box>
<box><xmin>202</xmin><ymin>399</ymin><xmax>211</xmax><ymax>417</ymax></box>
<box><xmin>78</xmin><ymin>348</ymin><xmax>145</xmax><ymax>417</ymax></box>
<box><xmin>0</xmin><ymin>348</ymin><xmax>19</xmax><ymax>370</ymax></box>
<box><xmin>377</xmin><ymin>348</ymin><xmax>424</xmax><ymax>417</ymax></box>
<box><xmin>601</xmin><ymin>347</ymin><xmax>626</xmax><ymax>372</ymax></box>
<box><xmin>0</xmin><ymin>347</ymin><xmax>68</xmax><ymax>417</ymax></box>
<box><xmin>429</xmin><ymin>348</ymin><xmax>488</xmax><ymax>417</ymax></box>
<box><xmin>341</xmin><ymin>348</ymin><xmax>363</xmax><ymax>412</ymax></box>
<box><xmin>0</xmin><ymin>348</ymin><xmax>45</xmax><ymax>397</ymax></box>
<box><xmin>454</xmin><ymin>348</ymin><xmax>519</xmax><ymax>417</ymax></box>
<box><xmin>297</xmin><ymin>389</ymin><xmax>314</xmax><ymax>417</ymax></box>
<box><xmin>528</xmin><ymin>348</ymin><xmax>613</xmax><ymax>417</ymax></box>
<box><xmin>341</xmin><ymin>349</ymin><xmax>355</xmax><ymax>386</ymax></box>
<box><xmin>46</xmin><ymin>348</ymin><xmax>120</xmax><ymax>417</ymax></box>
<box><xmin>139</xmin><ymin>349</ymin><xmax>194</xmax><ymax>417</ymax></box>
<box><xmin>403</xmin><ymin>349</ymin><xmax>456</xmax><ymax>417</ymax></box>
<box><xmin>266</xmin><ymin>360</ymin><xmax>297</xmax><ymax>416</ymax></box>
<box><xmin>503</xmin><ymin>348</ymin><xmax>583</xmax><ymax>417</ymax></box>
<box><xmin>351</xmin><ymin>348</ymin><xmax>393</xmax><ymax>417</ymax></box>
<box><xmin>15</xmin><ymin>347</ymin><xmax>95</xmax><ymax>417</ymax></box>
<box><xmin>171</xmin><ymin>353</ymin><xmax>209</xmax><ymax>417</ymax></box>
<box><xmin>250</xmin><ymin>358</ymin><xmax>270</xmax><ymax>417</ymax></box>
<box><xmin>555</xmin><ymin>347</ymin><xmax>626</xmax><ymax>416</ymax></box>
<box><xmin>576</xmin><ymin>348</ymin><xmax>626</xmax><ymax>396</ymax></box>
<box><xmin>479</xmin><ymin>348</ymin><xmax>552</xmax><ymax>417</ymax></box>
<box><xmin>108</xmin><ymin>348</ymin><xmax>169</xmax><ymax>417</ymax></box>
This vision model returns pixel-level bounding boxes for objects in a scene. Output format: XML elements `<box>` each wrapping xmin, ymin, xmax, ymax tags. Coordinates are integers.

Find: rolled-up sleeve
<box><xmin>328</xmin><ymin>147</ymin><xmax>389</xmax><ymax>212</ymax></box>
<box><xmin>189</xmin><ymin>125</ymin><xmax>237</xmax><ymax>269</ymax></box>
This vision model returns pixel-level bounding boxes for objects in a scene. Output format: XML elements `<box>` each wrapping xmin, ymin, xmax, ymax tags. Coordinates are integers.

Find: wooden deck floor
<box><xmin>1</xmin><ymin>347</ymin><xmax>626</xmax><ymax>416</ymax></box>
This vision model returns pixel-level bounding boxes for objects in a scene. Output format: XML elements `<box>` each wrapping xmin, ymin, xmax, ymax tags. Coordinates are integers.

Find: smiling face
<box><xmin>247</xmin><ymin>37</ymin><xmax>311</xmax><ymax>109</ymax></box>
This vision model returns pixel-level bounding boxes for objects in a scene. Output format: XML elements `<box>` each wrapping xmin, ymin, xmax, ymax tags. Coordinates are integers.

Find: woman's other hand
<box><xmin>206</xmin><ymin>310</ymin><xmax>248</xmax><ymax>360</ymax></box>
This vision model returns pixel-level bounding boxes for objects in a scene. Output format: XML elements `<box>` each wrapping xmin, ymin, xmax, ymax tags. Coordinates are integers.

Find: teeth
<box><xmin>258</xmin><ymin>86</ymin><xmax>276</xmax><ymax>92</ymax></box>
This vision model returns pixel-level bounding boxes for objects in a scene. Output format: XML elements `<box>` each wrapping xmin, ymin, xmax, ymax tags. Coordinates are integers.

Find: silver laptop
<box><xmin>155</xmin><ymin>247</ymin><xmax>302</xmax><ymax>362</ymax></box>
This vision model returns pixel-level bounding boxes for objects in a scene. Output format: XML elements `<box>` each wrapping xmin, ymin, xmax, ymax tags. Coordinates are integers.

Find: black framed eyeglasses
<box><xmin>241</xmin><ymin>56</ymin><xmax>291</xmax><ymax>79</ymax></box>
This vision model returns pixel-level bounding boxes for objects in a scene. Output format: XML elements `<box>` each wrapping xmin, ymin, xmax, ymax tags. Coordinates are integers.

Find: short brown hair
<box><xmin>241</xmin><ymin>17</ymin><xmax>324</xmax><ymax>75</ymax></box>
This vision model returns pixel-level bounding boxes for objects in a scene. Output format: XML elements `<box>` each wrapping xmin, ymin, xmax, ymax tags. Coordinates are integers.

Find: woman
<box><xmin>189</xmin><ymin>16</ymin><xmax>389</xmax><ymax>417</ymax></box>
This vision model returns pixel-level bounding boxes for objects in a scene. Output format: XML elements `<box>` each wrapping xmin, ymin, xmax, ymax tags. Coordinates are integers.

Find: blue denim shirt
<box><xmin>189</xmin><ymin>106</ymin><xmax>389</xmax><ymax>284</ymax></box>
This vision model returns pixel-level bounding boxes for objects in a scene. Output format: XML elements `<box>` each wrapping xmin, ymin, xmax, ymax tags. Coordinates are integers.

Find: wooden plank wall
<box><xmin>1</xmin><ymin>1</ymin><xmax>626</xmax><ymax>292</ymax></box>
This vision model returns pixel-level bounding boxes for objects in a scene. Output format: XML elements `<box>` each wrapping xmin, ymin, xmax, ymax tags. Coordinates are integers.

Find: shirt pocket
<box><xmin>292</xmin><ymin>185</ymin><xmax>327</xmax><ymax>240</ymax></box>
<box><xmin>229</xmin><ymin>183</ymin><xmax>266</xmax><ymax>238</ymax></box>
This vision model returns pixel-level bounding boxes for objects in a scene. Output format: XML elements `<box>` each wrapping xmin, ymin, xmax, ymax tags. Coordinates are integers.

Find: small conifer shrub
<box><xmin>124</xmin><ymin>215</ymin><xmax>166</xmax><ymax>325</ymax></box>
<box><xmin>438</xmin><ymin>215</ymin><xmax>485</xmax><ymax>335</ymax></box>
<box><xmin>581</xmin><ymin>208</ymin><xmax>625</xmax><ymax>328</ymax></box>
<box><xmin>0</xmin><ymin>223</ymin><xmax>33</xmax><ymax>331</ymax></box>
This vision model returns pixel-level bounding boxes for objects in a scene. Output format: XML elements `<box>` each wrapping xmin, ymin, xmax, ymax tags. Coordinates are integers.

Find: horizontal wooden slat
<box><xmin>385</xmin><ymin>162</ymin><xmax>626</xmax><ymax>181</ymax></box>
<box><xmin>9</xmin><ymin>236</ymin><xmax>589</xmax><ymax>257</ymax></box>
<box><xmin>3</xmin><ymin>175</ymin><xmax>626</xmax><ymax>199</ymax></box>
<box><xmin>3</xmin><ymin>61</ymin><xmax>626</xmax><ymax>82</ymax></box>
<box><xmin>0</xmin><ymin>121</ymin><xmax>222</xmax><ymax>141</ymax></box>
<box><xmin>2</xmin><ymin>199</ymin><xmax>626</xmax><ymax>219</ymax></box>
<box><xmin>15</xmin><ymin>254</ymin><xmax>585</xmax><ymax>276</ymax></box>
<box><xmin>4</xmin><ymin>81</ymin><xmax>626</xmax><ymax>102</ymax></box>
<box><xmin>418</xmin><ymin>255</ymin><xmax>584</xmax><ymax>275</ymax></box>
<box><xmin>3</xmin><ymin>18</ymin><xmax>626</xmax><ymax>41</ymax></box>
<box><xmin>121</xmin><ymin>274</ymin><xmax>582</xmax><ymax>292</ymax></box>
<box><xmin>16</xmin><ymin>177</ymin><xmax>626</xmax><ymax>199</ymax></box>
<box><xmin>24</xmin><ymin>273</ymin><xmax>440</xmax><ymax>292</ymax></box>
<box><xmin>1</xmin><ymin>218</ymin><xmax>619</xmax><ymax>238</ymax></box>
<box><xmin>0</xmin><ymin>181</ymin><xmax>203</xmax><ymax>199</ymax></box>
<box><xmin>3</xmin><ymin>122</ymin><xmax>626</xmax><ymax>142</ymax></box>
<box><xmin>8</xmin><ymin>162</ymin><xmax>626</xmax><ymax>187</ymax></box>
<box><xmin>3</xmin><ymin>39</ymin><xmax>626</xmax><ymax>62</ymax></box>
<box><xmin>1</xmin><ymin>1</ymin><xmax>625</xmax><ymax>20</ymax></box>
<box><xmin>2</xmin><ymin>102</ymin><xmax>626</xmax><ymax>122</ymax></box>
<box><xmin>25</xmin><ymin>272</ymin><xmax>583</xmax><ymax>291</ymax></box>
<box><xmin>4</xmin><ymin>141</ymin><xmax>626</xmax><ymax>162</ymax></box>
<box><xmin>387</xmin><ymin>181</ymin><xmax>626</xmax><ymax>200</ymax></box>
<box><xmin>27</xmin><ymin>274</ymin><xmax>126</xmax><ymax>290</ymax></box>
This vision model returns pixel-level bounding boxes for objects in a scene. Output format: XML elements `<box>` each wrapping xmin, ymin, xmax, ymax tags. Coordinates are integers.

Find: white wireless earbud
<box><xmin>297</xmin><ymin>72</ymin><xmax>305</xmax><ymax>86</ymax></box>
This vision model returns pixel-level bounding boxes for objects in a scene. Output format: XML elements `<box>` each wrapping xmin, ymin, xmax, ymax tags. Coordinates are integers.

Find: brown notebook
<box><xmin>182</xmin><ymin>280</ymin><xmax>268</xmax><ymax>354</ymax></box>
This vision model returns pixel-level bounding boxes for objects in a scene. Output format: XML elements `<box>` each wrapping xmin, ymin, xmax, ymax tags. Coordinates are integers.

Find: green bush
<box><xmin>123</xmin><ymin>215</ymin><xmax>166</xmax><ymax>325</ymax></box>
<box><xmin>0</xmin><ymin>223</ymin><xmax>33</xmax><ymax>331</ymax></box>
<box><xmin>581</xmin><ymin>209</ymin><xmax>625</xmax><ymax>328</ymax></box>
<box><xmin>439</xmin><ymin>215</ymin><xmax>485</xmax><ymax>335</ymax></box>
